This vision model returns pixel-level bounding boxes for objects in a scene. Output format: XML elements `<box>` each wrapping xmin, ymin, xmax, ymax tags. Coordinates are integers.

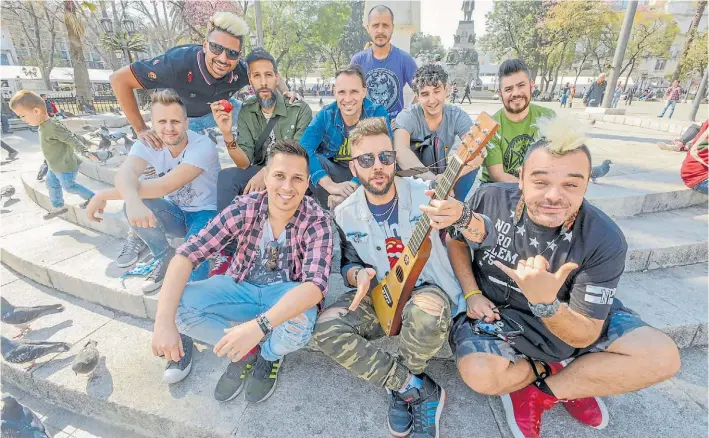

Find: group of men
<box><xmin>82</xmin><ymin>7</ymin><xmax>680</xmax><ymax>438</ymax></box>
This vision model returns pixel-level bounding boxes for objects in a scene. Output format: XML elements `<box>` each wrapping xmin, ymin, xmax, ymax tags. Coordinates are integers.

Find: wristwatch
<box><xmin>256</xmin><ymin>314</ymin><xmax>273</xmax><ymax>336</ymax></box>
<box><xmin>528</xmin><ymin>298</ymin><xmax>560</xmax><ymax>318</ymax></box>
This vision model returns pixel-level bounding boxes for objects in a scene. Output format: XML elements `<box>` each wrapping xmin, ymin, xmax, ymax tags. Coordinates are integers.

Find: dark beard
<box><xmin>257</xmin><ymin>89</ymin><xmax>277</xmax><ymax>109</ymax></box>
<box><xmin>358</xmin><ymin>170</ymin><xmax>395</xmax><ymax>196</ymax></box>
<box><xmin>503</xmin><ymin>95</ymin><xmax>530</xmax><ymax>114</ymax></box>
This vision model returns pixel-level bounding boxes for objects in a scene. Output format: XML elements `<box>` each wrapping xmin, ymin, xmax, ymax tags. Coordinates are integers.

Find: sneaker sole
<box><xmin>43</xmin><ymin>208</ymin><xmax>68</xmax><ymax>220</ymax></box>
<box><xmin>432</xmin><ymin>388</ymin><xmax>446</xmax><ymax>438</ymax></box>
<box><xmin>163</xmin><ymin>360</ymin><xmax>192</xmax><ymax>384</ymax></box>
<box><xmin>388</xmin><ymin>422</ymin><xmax>412</xmax><ymax>437</ymax></box>
<box><xmin>116</xmin><ymin>256</ymin><xmax>140</xmax><ymax>268</ymax></box>
<box><xmin>218</xmin><ymin>382</ymin><xmax>246</xmax><ymax>402</ymax></box>
<box><xmin>500</xmin><ymin>394</ymin><xmax>528</xmax><ymax>438</ymax></box>
<box><xmin>142</xmin><ymin>279</ymin><xmax>164</xmax><ymax>294</ymax></box>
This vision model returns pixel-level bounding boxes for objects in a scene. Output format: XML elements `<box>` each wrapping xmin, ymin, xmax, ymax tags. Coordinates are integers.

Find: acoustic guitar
<box><xmin>371</xmin><ymin>112</ymin><xmax>500</xmax><ymax>336</ymax></box>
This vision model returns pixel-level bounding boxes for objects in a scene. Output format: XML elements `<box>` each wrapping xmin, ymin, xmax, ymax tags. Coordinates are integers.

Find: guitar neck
<box><xmin>408</xmin><ymin>158</ymin><xmax>463</xmax><ymax>255</ymax></box>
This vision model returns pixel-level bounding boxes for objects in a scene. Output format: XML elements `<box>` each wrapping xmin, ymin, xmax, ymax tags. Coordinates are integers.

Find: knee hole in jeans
<box><xmin>317</xmin><ymin>307</ymin><xmax>348</xmax><ymax>323</ymax></box>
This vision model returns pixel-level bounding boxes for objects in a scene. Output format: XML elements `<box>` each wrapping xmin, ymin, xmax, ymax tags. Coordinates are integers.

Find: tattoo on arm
<box><xmin>462</xmin><ymin>212</ymin><xmax>487</xmax><ymax>243</ymax></box>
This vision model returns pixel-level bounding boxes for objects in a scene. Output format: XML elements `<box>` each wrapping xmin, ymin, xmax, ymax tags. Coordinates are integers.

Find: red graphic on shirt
<box><xmin>385</xmin><ymin>236</ymin><xmax>405</xmax><ymax>268</ymax></box>
<box><xmin>187</xmin><ymin>71</ymin><xmax>193</xmax><ymax>83</ymax></box>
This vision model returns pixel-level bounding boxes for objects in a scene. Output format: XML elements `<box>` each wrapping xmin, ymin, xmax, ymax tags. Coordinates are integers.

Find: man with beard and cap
<box><xmin>210</xmin><ymin>48</ymin><xmax>313</xmax><ymax>276</ymax></box>
<box><xmin>110</xmin><ymin>12</ymin><xmax>300</xmax><ymax>150</ymax></box>
<box><xmin>480</xmin><ymin>59</ymin><xmax>555</xmax><ymax>183</ymax></box>
<box><xmin>445</xmin><ymin>116</ymin><xmax>680</xmax><ymax>438</ymax></box>
<box><xmin>351</xmin><ymin>5</ymin><xmax>418</xmax><ymax>120</ymax></box>
<box><xmin>312</xmin><ymin>117</ymin><xmax>481</xmax><ymax>438</ymax></box>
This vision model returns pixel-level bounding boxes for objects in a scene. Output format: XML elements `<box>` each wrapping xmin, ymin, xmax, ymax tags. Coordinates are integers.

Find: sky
<box><xmin>420</xmin><ymin>0</ymin><xmax>494</xmax><ymax>49</ymax></box>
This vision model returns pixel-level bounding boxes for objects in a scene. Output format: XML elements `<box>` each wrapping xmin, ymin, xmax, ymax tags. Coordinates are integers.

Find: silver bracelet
<box><xmin>452</xmin><ymin>204</ymin><xmax>473</xmax><ymax>232</ymax></box>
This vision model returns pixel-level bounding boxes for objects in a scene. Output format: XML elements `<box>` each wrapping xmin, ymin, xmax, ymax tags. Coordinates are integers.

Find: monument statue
<box><xmin>462</xmin><ymin>0</ymin><xmax>474</xmax><ymax>21</ymax></box>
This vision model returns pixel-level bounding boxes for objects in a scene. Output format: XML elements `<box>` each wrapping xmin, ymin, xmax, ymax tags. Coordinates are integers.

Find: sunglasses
<box><xmin>350</xmin><ymin>150</ymin><xmax>397</xmax><ymax>168</ymax></box>
<box><xmin>208</xmin><ymin>42</ymin><xmax>241</xmax><ymax>60</ymax></box>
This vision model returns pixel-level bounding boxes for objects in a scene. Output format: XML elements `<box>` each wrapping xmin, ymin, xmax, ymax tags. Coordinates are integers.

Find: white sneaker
<box><xmin>43</xmin><ymin>206</ymin><xmax>68</xmax><ymax>220</ymax></box>
<box><xmin>141</xmin><ymin>250</ymin><xmax>174</xmax><ymax>294</ymax></box>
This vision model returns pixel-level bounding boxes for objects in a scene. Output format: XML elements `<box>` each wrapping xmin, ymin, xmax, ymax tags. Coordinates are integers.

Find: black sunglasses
<box><xmin>350</xmin><ymin>150</ymin><xmax>397</xmax><ymax>168</ymax></box>
<box><xmin>208</xmin><ymin>42</ymin><xmax>241</xmax><ymax>60</ymax></box>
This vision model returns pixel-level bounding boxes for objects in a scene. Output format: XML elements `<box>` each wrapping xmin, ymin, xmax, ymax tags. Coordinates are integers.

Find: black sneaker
<box><xmin>400</xmin><ymin>374</ymin><xmax>446</xmax><ymax>438</ymax></box>
<box><xmin>214</xmin><ymin>352</ymin><xmax>258</xmax><ymax>402</ymax></box>
<box><xmin>244</xmin><ymin>355</ymin><xmax>281</xmax><ymax>403</ymax></box>
<box><xmin>162</xmin><ymin>334</ymin><xmax>193</xmax><ymax>384</ymax></box>
<box><xmin>387</xmin><ymin>389</ymin><xmax>413</xmax><ymax>437</ymax></box>
<box><xmin>142</xmin><ymin>249</ymin><xmax>175</xmax><ymax>294</ymax></box>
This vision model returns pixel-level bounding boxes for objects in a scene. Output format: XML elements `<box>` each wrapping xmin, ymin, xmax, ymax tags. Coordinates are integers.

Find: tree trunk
<box><xmin>161</xmin><ymin>0</ymin><xmax>172</xmax><ymax>47</ymax></box>
<box><xmin>672</xmin><ymin>1</ymin><xmax>707</xmax><ymax>82</ymax></box>
<box><xmin>65</xmin><ymin>1</ymin><xmax>92</xmax><ymax>102</ymax></box>
<box><xmin>97</xmin><ymin>1</ymin><xmax>121</xmax><ymax>69</ymax></box>
<box><xmin>623</xmin><ymin>59</ymin><xmax>635</xmax><ymax>90</ymax></box>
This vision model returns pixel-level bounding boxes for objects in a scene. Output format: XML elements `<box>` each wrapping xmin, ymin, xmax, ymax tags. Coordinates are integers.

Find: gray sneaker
<box><xmin>42</xmin><ymin>206</ymin><xmax>68</xmax><ymax>220</ymax></box>
<box><xmin>116</xmin><ymin>231</ymin><xmax>147</xmax><ymax>268</ymax></box>
<box><xmin>214</xmin><ymin>352</ymin><xmax>258</xmax><ymax>401</ymax></box>
<box><xmin>162</xmin><ymin>334</ymin><xmax>193</xmax><ymax>384</ymax></box>
<box><xmin>141</xmin><ymin>249</ymin><xmax>174</xmax><ymax>294</ymax></box>
<box><xmin>244</xmin><ymin>355</ymin><xmax>282</xmax><ymax>403</ymax></box>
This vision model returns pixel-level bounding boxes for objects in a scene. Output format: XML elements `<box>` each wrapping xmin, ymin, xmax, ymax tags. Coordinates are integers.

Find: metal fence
<box><xmin>1</xmin><ymin>93</ymin><xmax>121</xmax><ymax>118</ymax></box>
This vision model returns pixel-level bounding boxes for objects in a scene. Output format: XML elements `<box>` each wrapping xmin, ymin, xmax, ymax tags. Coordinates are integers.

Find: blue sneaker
<box><xmin>399</xmin><ymin>374</ymin><xmax>446</xmax><ymax>438</ymax></box>
<box><xmin>387</xmin><ymin>389</ymin><xmax>412</xmax><ymax>437</ymax></box>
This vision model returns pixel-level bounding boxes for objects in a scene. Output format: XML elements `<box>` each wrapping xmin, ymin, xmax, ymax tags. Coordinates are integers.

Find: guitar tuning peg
<box><xmin>476</xmin><ymin>139</ymin><xmax>482</xmax><ymax>144</ymax></box>
<box><xmin>482</xmin><ymin>129</ymin><xmax>489</xmax><ymax>135</ymax></box>
<box><xmin>473</xmin><ymin>121</ymin><xmax>481</xmax><ymax>127</ymax></box>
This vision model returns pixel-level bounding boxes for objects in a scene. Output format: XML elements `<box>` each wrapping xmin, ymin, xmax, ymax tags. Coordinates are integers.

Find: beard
<box><xmin>257</xmin><ymin>88</ymin><xmax>277</xmax><ymax>109</ymax></box>
<box><xmin>373</xmin><ymin>34</ymin><xmax>391</xmax><ymax>47</ymax></box>
<box><xmin>522</xmin><ymin>192</ymin><xmax>573</xmax><ymax>228</ymax></box>
<box><xmin>357</xmin><ymin>168</ymin><xmax>395</xmax><ymax>196</ymax></box>
<box><xmin>503</xmin><ymin>93</ymin><xmax>531</xmax><ymax>115</ymax></box>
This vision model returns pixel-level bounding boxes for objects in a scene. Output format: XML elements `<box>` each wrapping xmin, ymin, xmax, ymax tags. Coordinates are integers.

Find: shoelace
<box><xmin>212</xmin><ymin>254</ymin><xmax>228</xmax><ymax>271</ymax></box>
<box><xmin>252</xmin><ymin>357</ymin><xmax>276</xmax><ymax>380</ymax></box>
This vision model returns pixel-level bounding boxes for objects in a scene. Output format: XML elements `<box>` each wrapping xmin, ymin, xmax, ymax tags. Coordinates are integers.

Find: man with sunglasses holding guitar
<box><xmin>110</xmin><ymin>12</ymin><xmax>299</xmax><ymax>150</ymax></box>
<box><xmin>312</xmin><ymin>117</ymin><xmax>487</xmax><ymax>438</ymax></box>
<box><xmin>445</xmin><ymin>116</ymin><xmax>680</xmax><ymax>438</ymax></box>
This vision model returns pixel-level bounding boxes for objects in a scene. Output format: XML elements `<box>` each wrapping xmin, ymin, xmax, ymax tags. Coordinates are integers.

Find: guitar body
<box><xmin>371</xmin><ymin>238</ymin><xmax>432</xmax><ymax>336</ymax></box>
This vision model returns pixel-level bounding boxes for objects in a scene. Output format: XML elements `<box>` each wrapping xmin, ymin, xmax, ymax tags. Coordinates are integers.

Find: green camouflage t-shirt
<box><xmin>481</xmin><ymin>104</ymin><xmax>555</xmax><ymax>182</ymax></box>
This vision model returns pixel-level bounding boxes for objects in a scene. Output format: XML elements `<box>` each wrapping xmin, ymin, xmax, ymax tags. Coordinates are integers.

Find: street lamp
<box><xmin>100</xmin><ymin>17</ymin><xmax>135</xmax><ymax>64</ymax></box>
<box><xmin>122</xmin><ymin>19</ymin><xmax>135</xmax><ymax>35</ymax></box>
<box><xmin>99</xmin><ymin>18</ymin><xmax>113</xmax><ymax>34</ymax></box>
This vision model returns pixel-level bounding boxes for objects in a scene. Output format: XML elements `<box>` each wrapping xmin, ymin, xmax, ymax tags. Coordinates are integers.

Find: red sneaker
<box><xmin>548</xmin><ymin>361</ymin><xmax>609</xmax><ymax>429</ymax></box>
<box><xmin>500</xmin><ymin>383</ymin><xmax>558</xmax><ymax>438</ymax></box>
<box><xmin>209</xmin><ymin>251</ymin><xmax>232</xmax><ymax>277</ymax></box>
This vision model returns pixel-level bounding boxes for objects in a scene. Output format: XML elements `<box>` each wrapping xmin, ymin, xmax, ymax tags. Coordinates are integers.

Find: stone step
<box><xmin>1</xmin><ymin>265</ymin><xmax>707</xmax><ymax>438</ymax></box>
<box><xmin>20</xmin><ymin>170</ymin><xmax>708</xmax><ymax>273</ymax></box>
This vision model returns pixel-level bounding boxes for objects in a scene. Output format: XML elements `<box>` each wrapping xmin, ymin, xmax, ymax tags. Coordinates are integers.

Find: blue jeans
<box><xmin>659</xmin><ymin>100</ymin><xmax>677</xmax><ymax>118</ymax></box>
<box><xmin>46</xmin><ymin>169</ymin><xmax>94</xmax><ymax>208</ymax></box>
<box><xmin>124</xmin><ymin>197</ymin><xmax>216</xmax><ymax>281</ymax></box>
<box><xmin>453</xmin><ymin>167</ymin><xmax>479</xmax><ymax>202</ymax></box>
<box><xmin>691</xmin><ymin>179</ymin><xmax>708</xmax><ymax>195</ymax></box>
<box><xmin>187</xmin><ymin>97</ymin><xmax>242</xmax><ymax>133</ymax></box>
<box><xmin>611</xmin><ymin>95</ymin><xmax>621</xmax><ymax>108</ymax></box>
<box><xmin>175</xmin><ymin>276</ymin><xmax>318</xmax><ymax>361</ymax></box>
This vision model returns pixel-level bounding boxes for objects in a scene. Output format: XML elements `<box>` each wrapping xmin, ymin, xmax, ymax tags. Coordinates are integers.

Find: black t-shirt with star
<box><xmin>451</xmin><ymin>183</ymin><xmax>628</xmax><ymax>362</ymax></box>
<box><xmin>130</xmin><ymin>44</ymin><xmax>249</xmax><ymax>118</ymax></box>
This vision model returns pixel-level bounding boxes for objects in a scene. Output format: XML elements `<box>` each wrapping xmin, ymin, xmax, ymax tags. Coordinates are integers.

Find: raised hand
<box><xmin>494</xmin><ymin>256</ymin><xmax>578</xmax><ymax>305</ymax></box>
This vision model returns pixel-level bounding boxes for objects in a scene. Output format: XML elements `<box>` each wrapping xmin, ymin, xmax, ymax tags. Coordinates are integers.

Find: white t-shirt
<box><xmin>129</xmin><ymin>131</ymin><xmax>221</xmax><ymax>212</ymax></box>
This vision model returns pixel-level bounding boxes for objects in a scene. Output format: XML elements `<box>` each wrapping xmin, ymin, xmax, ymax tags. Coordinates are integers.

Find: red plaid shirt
<box><xmin>177</xmin><ymin>192</ymin><xmax>333</xmax><ymax>297</ymax></box>
<box><xmin>666</xmin><ymin>86</ymin><xmax>682</xmax><ymax>101</ymax></box>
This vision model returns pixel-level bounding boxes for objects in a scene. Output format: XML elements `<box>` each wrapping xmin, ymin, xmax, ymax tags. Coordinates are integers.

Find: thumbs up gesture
<box><xmin>494</xmin><ymin>256</ymin><xmax>578</xmax><ymax>305</ymax></box>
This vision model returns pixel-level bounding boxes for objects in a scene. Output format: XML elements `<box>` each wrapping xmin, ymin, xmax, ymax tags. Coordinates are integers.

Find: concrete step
<box><xmin>1</xmin><ymin>266</ymin><xmax>707</xmax><ymax>438</ymax></box>
<box><xmin>21</xmin><ymin>170</ymin><xmax>708</xmax><ymax>272</ymax></box>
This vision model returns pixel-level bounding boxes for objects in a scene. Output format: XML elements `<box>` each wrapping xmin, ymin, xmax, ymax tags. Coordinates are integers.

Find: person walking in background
<box><xmin>1</xmin><ymin>140</ymin><xmax>18</xmax><ymax>160</ymax></box>
<box><xmin>583</xmin><ymin>73</ymin><xmax>607</xmax><ymax>107</ymax></box>
<box><xmin>569</xmin><ymin>85</ymin><xmax>576</xmax><ymax>108</ymax></box>
<box><xmin>658</xmin><ymin>80</ymin><xmax>683</xmax><ymax>119</ymax></box>
<box><xmin>460</xmin><ymin>82</ymin><xmax>472</xmax><ymax>104</ymax></box>
<box><xmin>611</xmin><ymin>81</ymin><xmax>623</xmax><ymax>108</ymax></box>
<box><xmin>560</xmin><ymin>83</ymin><xmax>570</xmax><ymax>108</ymax></box>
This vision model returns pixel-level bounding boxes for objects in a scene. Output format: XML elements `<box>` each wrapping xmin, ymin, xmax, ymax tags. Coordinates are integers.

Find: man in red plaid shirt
<box><xmin>151</xmin><ymin>140</ymin><xmax>334</xmax><ymax>404</ymax></box>
<box><xmin>658</xmin><ymin>80</ymin><xmax>683</xmax><ymax>119</ymax></box>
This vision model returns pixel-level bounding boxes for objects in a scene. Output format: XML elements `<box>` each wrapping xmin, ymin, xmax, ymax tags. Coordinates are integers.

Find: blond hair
<box><xmin>525</xmin><ymin>116</ymin><xmax>592</xmax><ymax>171</ymax></box>
<box><xmin>208</xmin><ymin>12</ymin><xmax>249</xmax><ymax>39</ymax></box>
<box><xmin>9</xmin><ymin>90</ymin><xmax>45</xmax><ymax>111</ymax></box>
<box><xmin>349</xmin><ymin>117</ymin><xmax>390</xmax><ymax>148</ymax></box>
<box><xmin>150</xmin><ymin>89</ymin><xmax>186</xmax><ymax>117</ymax></box>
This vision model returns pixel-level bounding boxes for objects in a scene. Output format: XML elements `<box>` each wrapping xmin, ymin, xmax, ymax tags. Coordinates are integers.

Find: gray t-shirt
<box><xmin>245</xmin><ymin>220</ymin><xmax>290</xmax><ymax>286</ymax></box>
<box><xmin>395</xmin><ymin>103</ymin><xmax>473</xmax><ymax>151</ymax></box>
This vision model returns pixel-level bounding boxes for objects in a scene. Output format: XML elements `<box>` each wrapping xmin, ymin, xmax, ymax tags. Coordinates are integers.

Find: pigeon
<box><xmin>123</xmin><ymin>134</ymin><xmax>135</xmax><ymax>149</ymax></box>
<box><xmin>590</xmin><ymin>119</ymin><xmax>597</xmax><ymax>126</ymax></box>
<box><xmin>97</xmin><ymin>133</ymin><xmax>113</xmax><ymax>150</ymax></box>
<box><xmin>36</xmin><ymin>161</ymin><xmax>48</xmax><ymax>182</ymax></box>
<box><xmin>1</xmin><ymin>393</ymin><xmax>49</xmax><ymax>438</ymax></box>
<box><xmin>81</xmin><ymin>124</ymin><xmax>93</xmax><ymax>131</ymax></box>
<box><xmin>86</xmin><ymin>149</ymin><xmax>113</xmax><ymax>165</ymax></box>
<box><xmin>1</xmin><ymin>336</ymin><xmax>70</xmax><ymax>366</ymax></box>
<box><xmin>1</xmin><ymin>297</ymin><xmax>64</xmax><ymax>338</ymax></box>
<box><xmin>99</xmin><ymin>124</ymin><xmax>109</xmax><ymax>135</ymax></box>
<box><xmin>591</xmin><ymin>159</ymin><xmax>613</xmax><ymax>183</ymax></box>
<box><xmin>71</xmin><ymin>340</ymin><xmax>99</xmax><ymax>379</ymax></box>
<box><xmin>1</xmin><ymin>185</ymin><xmax>15</xmax><ymax>205</ymax></box>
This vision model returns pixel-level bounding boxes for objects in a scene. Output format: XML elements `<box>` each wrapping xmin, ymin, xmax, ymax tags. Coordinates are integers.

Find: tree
<box><xmin>63</xmin><ymin>1</ymin><xmax>95</xmax><ymax>102</ymax></box>
<box><xmin>410</xmin><ymin>32</ymin><xmax>446</xmax><ymax>61</ymax></box>
<box><xmin>131</xmin><ymin>1</ymin><xmax>189</xmax><ymax>51</ymax></box>
<box><xmin>619</xmin><ymin>11</ymin><xmax>679</xmax><ymax>87</ymax></box>
<box><xmin>340</xmin><ymin>1</ymin><xmax>370</xmax><ymax>59</ymax></box>
<box><xmin>680</xmin><ymin>32</ymin><xmax>708</xmax><ymax>80</ymax></box>
<box><xmin>479</xmin><ymin>1</ymin><xmax>551</xmax><ymax>81</ymax></box>
<box><xmin>174</xmin><ymin>0</ymin><xmax>244</xmax><ymax>42</ymax></box>
<box><xmin>1</xmin><ymin>1</ymin><xmax>63</xmax><ymax>90</ymax></box>
<box><xmin>672</xmin><ymin>1</ymin><xmax>707</xmax><ymax>82</ymax></box>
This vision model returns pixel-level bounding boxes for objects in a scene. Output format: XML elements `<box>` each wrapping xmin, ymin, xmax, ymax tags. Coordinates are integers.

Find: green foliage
<box><xmin>619</xmin><ymin>10</ymin><xmax>680</xmax><ymax>76</ymax></box>
<box><xmin>680</xmin><ymin>32</ymin><xmax>708</xmax><ymax>79</ymax></box>
<box><xmin>101</xmin><ymin>32</ymin><xmax>149</xmax><ymax>57</ymax></box>
<box><xmin>410</xmin><ymin>32</ymin><xmax>446</xmax><ymax>61</ymax></box>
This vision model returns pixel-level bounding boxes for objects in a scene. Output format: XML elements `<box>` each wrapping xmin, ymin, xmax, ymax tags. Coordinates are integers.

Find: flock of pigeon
<box><xmin>80</xmin><ymin>124</ymin><xmax>137</xmax><ymax>165</ymax></box>
<box><xmin>1</xmin><ymin>297</ymin><xmax>100</xmax><ymax>436</ymax></box>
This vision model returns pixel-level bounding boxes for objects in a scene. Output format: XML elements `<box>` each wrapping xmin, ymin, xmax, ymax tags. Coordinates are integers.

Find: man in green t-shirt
<box><xmin>481</xmin><ymin>59</ymin><xmax>555</xmax><ymax>183</ymax></box>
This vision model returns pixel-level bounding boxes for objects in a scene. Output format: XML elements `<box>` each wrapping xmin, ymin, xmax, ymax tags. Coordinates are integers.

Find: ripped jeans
<box><xmin>175</xmin><ymin>276</ymin><xmax>317</xmax><ymax>361</ymax></box>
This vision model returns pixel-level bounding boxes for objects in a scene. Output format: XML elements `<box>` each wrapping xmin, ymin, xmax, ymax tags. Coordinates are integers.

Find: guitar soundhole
<box><xmin>395</xmin><ymin>266</ymin><xmax>404</xmax><ymax>283</ymax></box>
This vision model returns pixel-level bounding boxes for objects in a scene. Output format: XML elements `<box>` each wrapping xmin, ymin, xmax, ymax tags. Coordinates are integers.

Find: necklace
<box><xmin>370</xmin><ymin>194</ymin><xmax>398</xmax><ymax>220</ymax></box>
<box><xmin>371</xmin><ymin>44</ymin><xmax>393</xmax><ymax>72</ymax></box>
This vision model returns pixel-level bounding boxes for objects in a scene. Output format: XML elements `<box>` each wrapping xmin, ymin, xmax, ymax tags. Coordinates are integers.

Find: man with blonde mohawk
<box><xmin>444</xmin><ymin>116</ymin><xmax>680</xmax><ymax>438</ymax></box>
<box><xmin>110</xmin><ymin>11</ymin><xmax>299</xmax><ymax>150</ymax></box>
